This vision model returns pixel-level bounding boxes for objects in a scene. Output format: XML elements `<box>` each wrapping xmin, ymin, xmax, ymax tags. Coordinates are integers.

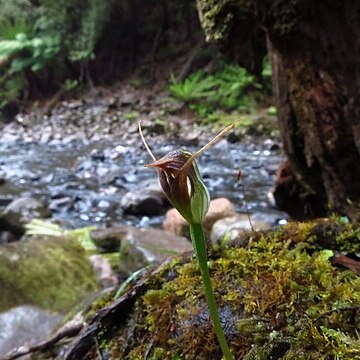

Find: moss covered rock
<box><xmin>45</xmin><ymin>220</ymin><xmax>360</xmax><ymax>359</ymax></box>
<box><xmin>0</xmin><ymin>236</ymin><xmax>98</xmax><ymax>312</ymax></box>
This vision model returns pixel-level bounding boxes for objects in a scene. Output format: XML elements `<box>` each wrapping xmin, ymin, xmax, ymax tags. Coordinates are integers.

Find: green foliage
<box><xmin>114</xmin><ymin>266</ymin><xmax>150</xmax><ymax>300</ymax></box>
<box><xmin>0</xmin><ymin>0</ymin><xmax>39</xmax><ymax>39</ymax></box>
<box><xmin>36</xmin><ymin>0</ymin><xmax>110</xmax><ymax>61</ymax></box>
<box><xmin>0</xmin><ymin>1</ymin><xmax>51</xmax><ymax>107</ymax></box>
<box><xmin>0</xmin><ymin>33</ymin><xmax>60</xmax><ymax>73</ymax></box>
<box><xmin>0</xmin><ymin>0</ymin><xmax>112</xmax><ymax>109</ymax></box>
<box><xmin>61</xmin><ymin>78</ymin><xmax>79</xmax><ymax>91</ymax></box>
<box><xmin>212</xmin><ymin>64</ymin><xmax>259</xmax><ymax>109</ymax></box>
<box><xmin>169</xmin><ymin>63</ymin><xmax>270</xmax><ymax>120</ymax></box>
<box><xmin>0</xmin><ymin>75</ymin><xmax>25</xmax><ymax>108</ymax></box>
<box><xmin>25</xmin><ymin>219</ymin><xmax>97</xmax><ymax>251</ymax></box>
<box><xmin>0</xmin><ymin>19</ymin><xmax>33</xmax><ymax>41</ymax></box>
<box><xmin>169</xmin><ymin>71</ymin><xmax>216</xmax><ymax>102</ymax></box>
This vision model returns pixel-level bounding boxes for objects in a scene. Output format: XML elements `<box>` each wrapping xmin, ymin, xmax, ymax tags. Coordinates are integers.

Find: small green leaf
<box><xmin>321</xmin><ymin>249</ymin><xmax>335</xmax><ymax>260</ymax></box>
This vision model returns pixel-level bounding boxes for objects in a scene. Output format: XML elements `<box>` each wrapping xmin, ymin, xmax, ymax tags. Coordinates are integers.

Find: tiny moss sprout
<box><xmin>139</xmin><ymin>121</ymin><xmax>238</xmax><ymax>360</ymax></box>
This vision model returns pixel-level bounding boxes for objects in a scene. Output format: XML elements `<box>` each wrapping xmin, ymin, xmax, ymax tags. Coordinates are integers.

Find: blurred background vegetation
<box><xmin>0</xmin><ymin>0</ymin><xmax>271</xmax><ymax>121</ymax></box>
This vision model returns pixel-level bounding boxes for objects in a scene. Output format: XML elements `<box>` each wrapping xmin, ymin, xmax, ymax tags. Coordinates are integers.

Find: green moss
<box><xmin>197</xmin><ymin>0</ymin><xmax>305</xmax><ymax>45</ymax></box>
<box><xmin>281</xmin><ymin>219</ymin><xmax>360</xmax><ymax>254</ymax></box>
<box><xmin>197</xmin><ymin>0</ymin><xmax>254</xmax><ymax>43</ymax></box>
<box><xmin>334</xmin><ymin>224</ymin><xmax>360</xmax><ymax>254</ymax></box>
<box><xmin>101</xmin><ymin>221</ymin><xmax>360</xmax><ymax>359</ymax></box>
<box><xmin>0</xmin><ymin>236</ymin><xmax>98</xmax><ymax>312</ymax></box>
<box><xmin>84</xmin><ymin>287</ymin><xmax>117</xmax><ymax>321</ymax></box>
<box><xmin>268</xmin><ymin>0</ymin><xmax>303</xmax><ymax>36</ymax></box>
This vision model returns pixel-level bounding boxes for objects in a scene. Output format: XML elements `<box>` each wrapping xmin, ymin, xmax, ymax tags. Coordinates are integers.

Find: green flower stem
<box><xmin>190</xmin><ymin>223</ymin><xmax>233</xmax><ymax>360</ymax></box>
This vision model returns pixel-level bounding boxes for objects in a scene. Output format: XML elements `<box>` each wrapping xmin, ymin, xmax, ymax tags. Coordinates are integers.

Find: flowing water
<box><xmin>0</xmin><ymin>135</ymin><xmax>286</xmax><ymax>229</ymax></box>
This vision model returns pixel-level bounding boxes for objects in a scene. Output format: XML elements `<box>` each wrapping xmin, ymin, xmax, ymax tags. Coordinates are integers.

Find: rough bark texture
<box><xmin>197</xmin><ymin>0</ymin><xmax>360</xmax><ymax>220</ymax></box>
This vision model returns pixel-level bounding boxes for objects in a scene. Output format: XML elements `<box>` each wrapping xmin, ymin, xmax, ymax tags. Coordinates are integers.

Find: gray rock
<box><xmin>227</xmin><ymin>130</ymin><xmax>242</xmax><ymax>143</ymax></box>
<box><xmin>128</xmin><ymin>226</ymin><xmax>191</xmax><ymax>257</ymax></box>
<box><xmin>0</xmin><ymin>195</ymin><xmax>14</xmax><ymax>207</ymax></box>
<box><xmin>90</xmin><ymin>226</ymin><xmax>128</xmax><ymax>252</ymax></box>
<box><xmin>120</xmin><ymin>180</ymin><xmax>169</xmax><ymax>216</ymax></box>
<box><xmin>0</xmin><ymin>197</ymin><xmax>51</xmax><ymax>236</ymax></box>
<box><xmin>0</xmin><ymin>305</ymin><xmax>62</xmax><ymax>358</ymax></box>
<box><xmin>49</xmin><ymin>196</ymin><xmax>74</xmax><ymax>212</ymax></box>
<box><xmin>118</xmin><ymin>91</ymin><xmax>138</xmax><ymax>106</ymax></box>
<box><xmin>91</xmin><ymin>226</ymin><xmax>192</xmax><ymax>275</ymax></box>
<box><xmin>0</xmin><ymin>231</ymin><xmax>16</xmax><ymax>244</ymax></box>
<box><xmin>210</xmin><ymin>213</ymin><xmax>277</xmax><ymax>243</ymax></box>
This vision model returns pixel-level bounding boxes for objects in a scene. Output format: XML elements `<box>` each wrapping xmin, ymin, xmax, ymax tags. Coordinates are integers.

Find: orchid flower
<box><xmin>139</xmin><ymin>122</ymin><xmax>237</xmax><ymax>360</ymax></box>
<box><xmin>139</xmin><ymin>122</ymin><xmax>237</xmax><ymax>225</ymax></box>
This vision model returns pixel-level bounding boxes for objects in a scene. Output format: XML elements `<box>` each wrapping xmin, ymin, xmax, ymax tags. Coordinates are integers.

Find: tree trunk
<box><xmin>268</xmin><ymin>1</ymin><xmax>360</xmax><ymax>220</ymax></box>
<box><xmin>197</xmin><ymin>0</ymin><xmax>360</xmax><ymax>220</ymax></box>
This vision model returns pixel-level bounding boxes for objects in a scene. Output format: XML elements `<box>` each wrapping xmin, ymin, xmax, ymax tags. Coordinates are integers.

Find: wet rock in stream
<box><xmin>0</xmin><ymin>305</ymin><xmax>63</xmax><ymax>358</ymax></box>
<box><xmin>0</xmin><ymin>134</ymin><xmax>286</xmax><ymax>230</ymax></box>
<box><xmin>120</xmin><ymin>179</ymin><xmax>170</xmax><ymax>216</ymax></box>
<box><xmin>91</xmin><ymin>226</ymin><xmax>192</xmax><ymax>275</ymax></box>
<box><xmin>0</xmin><ymin>197</ymin><xmax>51</xmax><ymax>239</ymax></box>
<box><xmin>210</xmin><ymin>212</ymin><xmax>281</xmax><ymax>243</ymax></box>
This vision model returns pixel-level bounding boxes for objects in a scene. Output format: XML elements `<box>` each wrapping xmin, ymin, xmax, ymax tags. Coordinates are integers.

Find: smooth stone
<box><xmin>49</xmin><ymin>196</ymin><xmax>73</xmax><ymax>211</ymax></box>
<box><xmin>210</xmin><ymin>213</ymin><xmax>276</xmax><ymax>243</ymax></box>
<box><xmin>227</xmin><ymin>131</ymin><xmax>241</xmax><ymax>143</ymax></box>
<box><xmin>120</xmin><ymin>180</ymin><xmax>169</xmax><ymax>216</ymax></box>
<box><xmin>163</xmin><ymin>197</ymin><xmax>237</xmax><ymax>237</ymax></box>
<box><xmin>91</xmin><ymin>226</ymin><xmax>192</xmax><ymax>275</ymax></box>
<box><xmin>90</xmin><ymin>226</ymin><xmax>129</xmax><ymax>252</ymax></box>
<box><xmin>119</xmin><ymin>227</ymin><xmax>192</xmax><ymax>275</ymax></box>
<box><xmin>0</xmin><ymin>305</ymin><xmax>62</xmax><ymax>358</ymax></box>
<box><xmin>0</xmin><ymin>197</ymin><xmax>51</xmax><ymax>236</ymax></box>
<box><xmin>97</xmin><ymin>200</ymin><xmax>111</xmax><ymax>209</ymax></box>
<box><xmin>118</xmin><ymin>91</ymin><xmax>137</xmax><ymax>106</ymax></box>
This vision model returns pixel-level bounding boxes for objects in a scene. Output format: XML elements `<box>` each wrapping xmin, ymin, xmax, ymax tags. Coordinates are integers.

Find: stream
<box><xmin>0</xmin><ymin>134</ymin><xmax>286</xmax><ymax>230</ymax></box>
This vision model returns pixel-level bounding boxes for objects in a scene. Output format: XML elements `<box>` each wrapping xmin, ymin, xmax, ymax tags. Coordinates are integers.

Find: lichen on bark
<box><xmin>196</xmin><ymin>0</ymin><xmax>265</xmax><ymax>75</ymax></box>
<box><xmin>197</xmin><ymin>0</ymin><xmax>237</xmax><ymax>42</ymax></box>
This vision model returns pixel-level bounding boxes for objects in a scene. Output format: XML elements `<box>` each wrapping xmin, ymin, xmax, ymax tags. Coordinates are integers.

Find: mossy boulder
<box><xmin>0</xmin><ymin>236</ymin><xmax>98</xmax><ymax>312</ymax></box>
<box><xmin>41</xmin><ymin>220</ymin><xmax>360</xmax><ymax>359</ymax></box>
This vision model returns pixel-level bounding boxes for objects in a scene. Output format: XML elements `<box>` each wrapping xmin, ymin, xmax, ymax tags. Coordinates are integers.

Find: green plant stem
<box><xmin>190</xmin><ymin>222</ymin><xmax>233</xmax><ymax>360</ymax></box>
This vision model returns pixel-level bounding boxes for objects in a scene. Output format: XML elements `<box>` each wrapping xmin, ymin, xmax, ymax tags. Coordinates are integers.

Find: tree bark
<box><xmin>197</xmin><ymin>0</ymin><xmax>360</xmax><ymax>220</ymax></box>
